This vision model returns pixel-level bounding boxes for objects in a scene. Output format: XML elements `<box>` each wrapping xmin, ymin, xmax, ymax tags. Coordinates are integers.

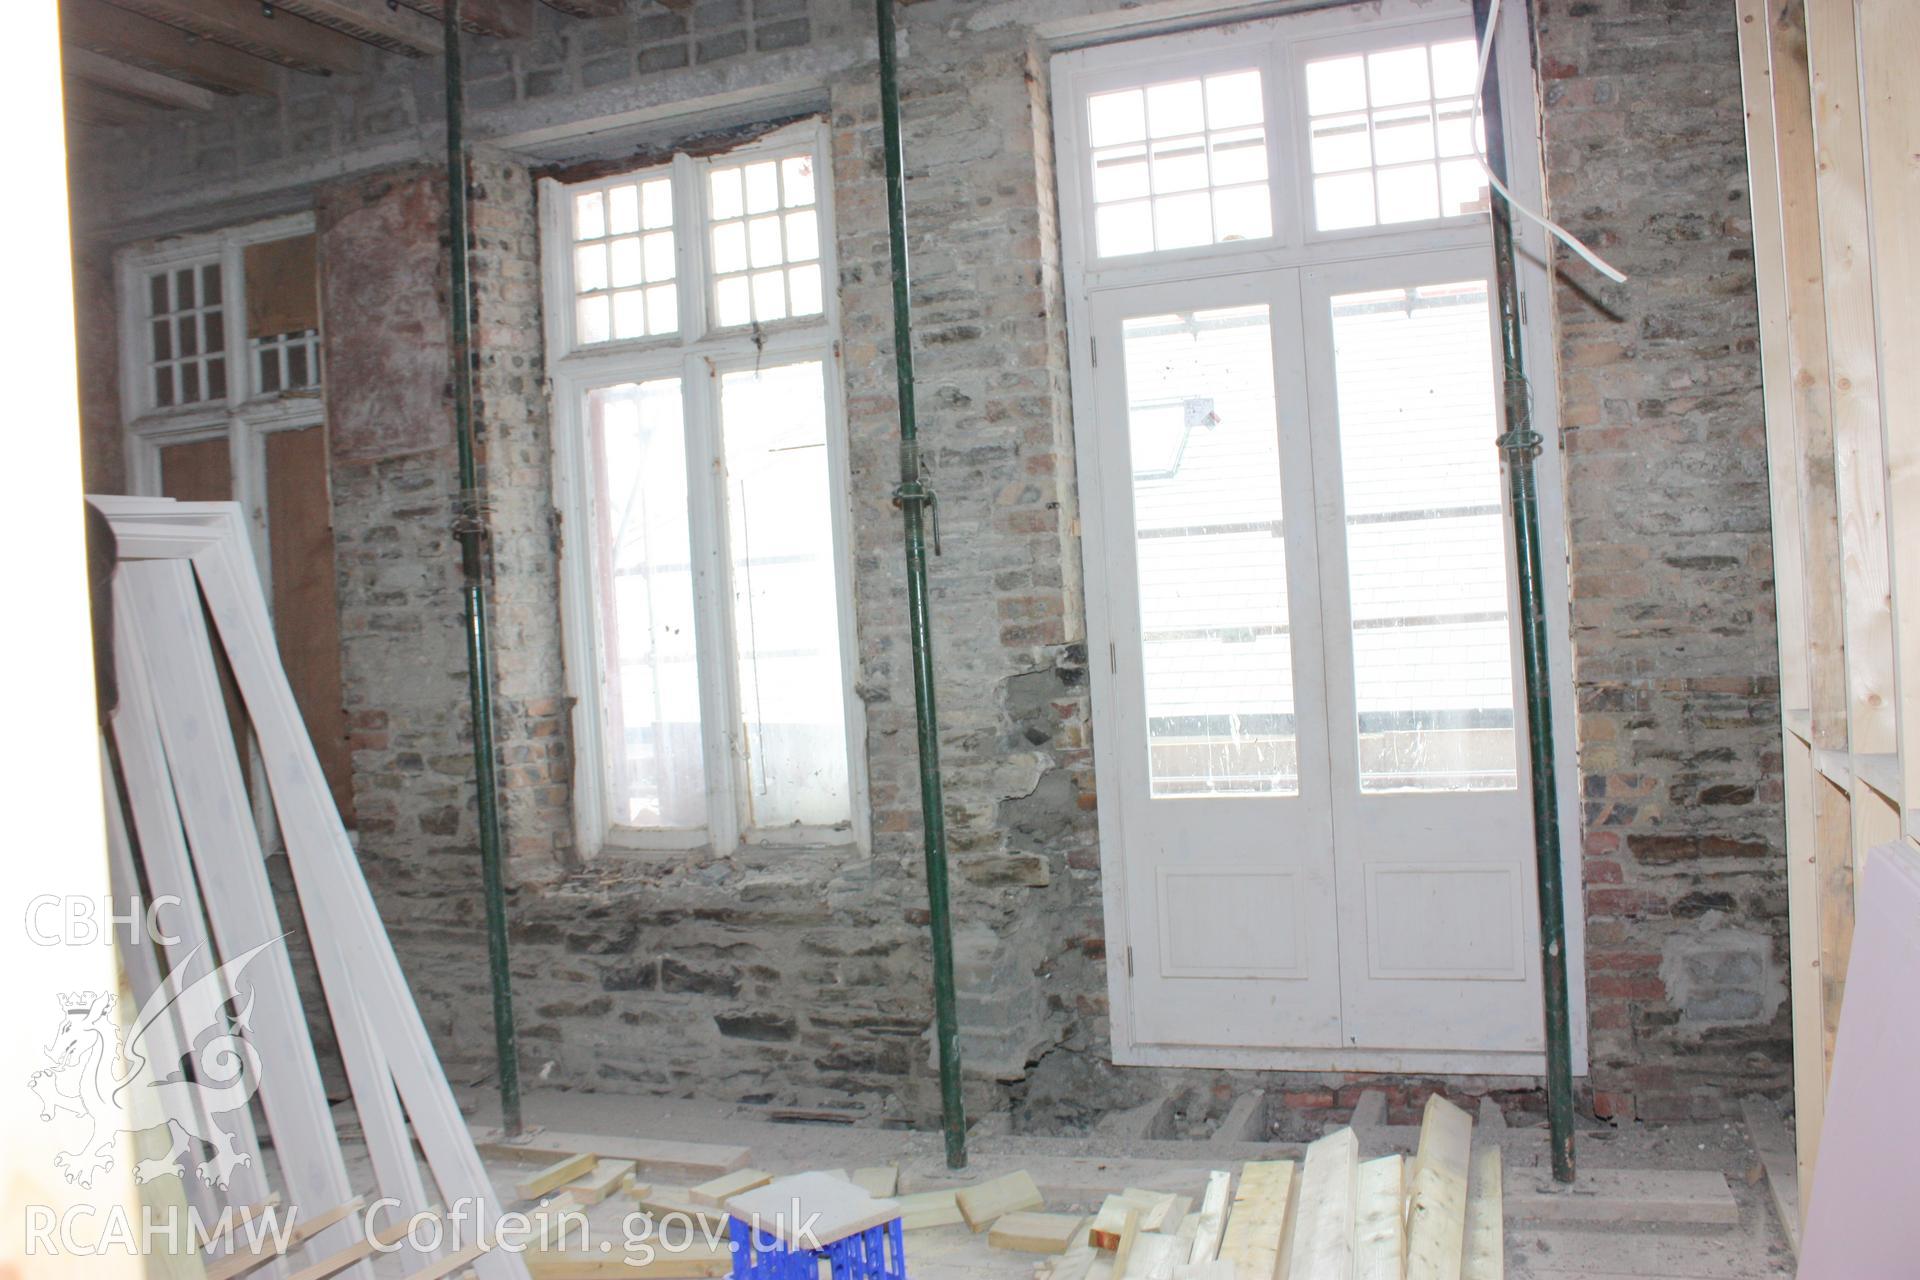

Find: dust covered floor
<box><xmin>329</xmin><ymin>1089</ymin><xmax>1795</xmax><ymax>1278</ymax></box>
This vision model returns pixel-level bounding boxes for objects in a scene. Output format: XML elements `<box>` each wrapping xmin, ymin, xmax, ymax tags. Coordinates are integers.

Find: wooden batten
<box><xmin>1187</xmin><ymin>1170</ymin><xmax>1232</xmax><ymax>1265</ymax></box>
<box><xmin>61</xmin><ymin>0</ymin><xmax>280</xmax><ymax>95</ymax></box>
<box><xmin>1286</xmin><ymin>1129</ymin><xmax>1357</xmax><ymax>1280</ymax></box>
<box><xmin>852</xmin><ymin>1167</ymin><xmax>899</xmax><ymax>1198</ymax></box>
<box><xmin>1106</xmin><ymin>1204</ymin><xmax>1145</xmax><ymax>1280</ymax></box>
<box><xmin>395</xmin><ymin>0</ymin><xmax>536</xmax><ymax>39</ymax></box>
<box><xmin>565</xmin><ymin>1160</ymin><xmax>639</xmax><ymax>1208</ymax></box>
<box><xmin>1802</xmin><ymin>0</ymin><xmax>1896</xmax><ymax>765</ymax></box>
<box><xmin>989</xmin><ymin>1212</ymin><xmax>1088</xmax><ymax>1255</ymax></box>
<box><xmin>688</xmin><ymin>1167</ymin><xmax>772</xmax><ymax>1207</ymax></box>
<box><xmin>63</xmin><ymin>47</ymin><xmax>218</xmax><ymax>110</ymax></box>
<box><xmin>270</xmin><ymin>0</ymin><xmax>445</xmax><ymax>55</ymax></box>
<box><xmin>473</xmin><ymin>1129</ymin><xmax>750</xmax><ymax>1182</ymax></box>
<box><xmin>1405</xmin><ymin>1097</ymin><xmax>1472</xmax><ymax>1280</ymax></box>
<box><xmin>1855</xmin><ymin>6</ymin><xmax>1920</xmax><ymax>830</ymax></box>
<box><xmin>1352</xmin><ymin>1155</ymin><xmax>1403</xmax><ymax>1280</ymax></box>
<box><xmin>1727</xmin><ymin>0</ymin><xmax>1920</xmax><ymax>1223</ymax></box>
<box><xmin>518</xmin><ymin>1154</ymin><xmax>599</xmax><ymax>1202</ymax></box>
<box><xmin>893</xmin><ymin>1190</ymin><xmax>963</xmax><ymax>1230</ymax></box>
<box><xmin>1216</xmin><ymin>1160</ymin><xmax>1295</xmax><ymax>1280</ymax></box>
<box><xmin>956</xmin><ymin>1170</ymin><xmax>1045</xmax><ymax>1231</ymax></box>
<box><xmin>100</xmin><ymin>0</ymin><xmax>369</xmax><ymax>74</ymax></box>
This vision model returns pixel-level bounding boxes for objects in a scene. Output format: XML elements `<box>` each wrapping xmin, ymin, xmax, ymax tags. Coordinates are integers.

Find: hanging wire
<box><xmin>1472</xmin><ymin>0</ymin><xmax>1628</xmax><ymax>283</ymax></box>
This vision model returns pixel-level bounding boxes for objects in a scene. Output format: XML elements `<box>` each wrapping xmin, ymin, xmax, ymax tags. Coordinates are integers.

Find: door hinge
<box><xmin>1125</xmin><ymin>945</ymin><xmax>1134</xmax><ymax>977</ymax></box>
<box><xmin>1090</xmin><ymin>335</ymin><xmax>1098</xmax><ymax>367</ymax></box>
<box><xmin>1109</xmin><ymin>641</ymin><xmax>1117</xmax><ymax>674</ymax></box>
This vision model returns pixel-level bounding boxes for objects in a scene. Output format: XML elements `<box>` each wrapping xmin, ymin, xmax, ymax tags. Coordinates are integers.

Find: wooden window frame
<box><xmin>117</xmin><ymin>212</ymin><xmax>327</xmax><ymax>607</ymax></box>
<box><xmin>1052</xmin><ymin>0</ymin><xmax>1588</xmax><ymax>1075</ymax></box>
<box><xmin>540</xmin><ymin>119</ymin><xmax>869</xmax><ymax>860</ymax></box>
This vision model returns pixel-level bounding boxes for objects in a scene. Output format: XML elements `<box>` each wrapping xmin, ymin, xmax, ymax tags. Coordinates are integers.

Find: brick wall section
<box><xmin>827</xmin><ymin>29</ymin><xmax>1096</xmax><ymax>1093</ymax></box>
<box><xmin>1535</xmin><ymin>0</ymin><xmax>1790</xmax><ymax>1121</ymax></box>
<box><xmin>315</xmin><ymin>161</ymin><xmax>574</xmax><ymax>1075</ymax></box>
<box><xmin>468</xmin><ymin>151</ymin><xmax>574</xmax><ymax>870</ymax></box>
<box><xmin>316</xmin><ymin>167</ymin><xmax>486</xmax><ymax>1041</ymax></box>
<box><xmin>317</xmin><ymin>163</ymin><xmax>471</xmax><ymax>875</ymax></box>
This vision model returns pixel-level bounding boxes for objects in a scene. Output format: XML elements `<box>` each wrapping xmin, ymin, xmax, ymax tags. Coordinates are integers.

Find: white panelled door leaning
<box><xmin>1057</xmin><ymin>0</ymin><xmax>1582</xmax><ymax>1072</ymax></box>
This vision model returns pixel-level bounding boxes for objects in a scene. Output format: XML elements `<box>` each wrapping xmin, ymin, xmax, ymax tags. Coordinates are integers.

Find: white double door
<box><xmin>1089</xmin><ymin>247</ymin><xmax>1547</xmax><ymax>1065</ymax></box>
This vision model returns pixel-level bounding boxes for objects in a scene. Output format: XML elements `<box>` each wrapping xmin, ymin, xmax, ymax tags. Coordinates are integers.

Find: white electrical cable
<box><xmin>1474</xmin><ymin>0</ymin><xmax>1628</xmax><ymax>283</ymax></box>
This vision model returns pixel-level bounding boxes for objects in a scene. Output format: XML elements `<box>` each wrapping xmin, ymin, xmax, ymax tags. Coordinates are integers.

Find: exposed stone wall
<box><xmin>316</xmin><ymin>164</ymin><xmax>474</xmax><ymax>893</ymax></box>
<box><xmin>463</xmin><ymin>0</ymin><xmax>820</xmax><ymax>101</ymax></box>
<box><xmin>1535</xmin><ymin>0</ymin><xmax>1790</xmax><ymax>1121</ymax></box>
<box><xmin>829</xmin><ymin>29</ymin><xmax>1095</xmax><ymax>1093</ymax></box>
<box><xmin>468</xmin><ymin>151</ymin><xmax>574</xmax><ymax>870</ymax></box>
<box><xmin>314</xmin><ymin>161</ymin><xmax>572</xmax><ymax>1079</ymax></box>
<box><xmin>433</xmin><ymin>27</ymin><xmax>1103</xmax><ymax>1118</ymax></box>
<box><xmin>65</xmin><ymin>0</ymin><xmax>1789</xmax><ymax>1129</ymax></box>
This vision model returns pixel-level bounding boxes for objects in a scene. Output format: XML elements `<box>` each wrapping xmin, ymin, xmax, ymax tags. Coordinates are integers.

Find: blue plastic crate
<box><xmin>729</xmin><ymin>1216</ymin><xmax>907</xmax><ymax>1280</ymax></box>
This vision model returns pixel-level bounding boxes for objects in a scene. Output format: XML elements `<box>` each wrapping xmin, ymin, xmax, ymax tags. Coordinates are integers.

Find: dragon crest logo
<box><xmin>27</xmin><ymin>938</ymin><xmax>280</xmax><ymax>1191</ymax></box>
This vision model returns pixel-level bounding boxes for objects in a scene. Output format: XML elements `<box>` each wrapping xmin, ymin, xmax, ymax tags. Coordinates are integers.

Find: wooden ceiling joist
<box><xmin>395</xmin><ymin>0</ymin><xmax>536</xmax><ymax>40</ymax></box>
<box><xmin>99</xmin><ymin>0</ymin><xmax>367</xmax><ymax>75</ymax></box>
<box><xmin>64</xmin><ymin>84</ymin><xmax>162</xmax><ymax>127</ymax></box>
<box><xmin>268</xmin><ymin>0</ymin><xmax>444</xmax><ymax>56</ymax></box>
<box><xmin>540</xmin><ymin>0</ymin><xmax>627</xmax><ymax>17</ymax></box>
<box><xmin>61</xmin><ymin>0</ymin><xmax>279</xmax><ymax>96</ymax></box>
<box><xmin>64</xmin><ymin>46</ymin><xmax>218</xmax><ymax>110</ymax></box>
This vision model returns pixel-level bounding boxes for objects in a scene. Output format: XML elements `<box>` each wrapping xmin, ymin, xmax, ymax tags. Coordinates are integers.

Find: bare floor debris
<box><xmin>331</xmin><ymin>1090</ymin><xmax>1795</xmax><ymax>1279</ymax></box>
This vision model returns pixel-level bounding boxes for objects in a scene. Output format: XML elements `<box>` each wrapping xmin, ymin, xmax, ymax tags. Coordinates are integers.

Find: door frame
<box><xmin>1053</xmin><ymin>0</ymin><xmax>1589</xmax><ymax>1075</ymax></box>
<box><xmin>118</xmin><ymin>210</ymin><xmax>325</xmax><ymax>601</ymax></box>
<box><xmin>1089</xmin><ymin>269</ymin><xmax>1348</xmax><ymax>1053</ymax></box>
<box><xmin>118</xmin><ymin>212</ymin><xmax>338</xmax><ymax>850</ymax></box>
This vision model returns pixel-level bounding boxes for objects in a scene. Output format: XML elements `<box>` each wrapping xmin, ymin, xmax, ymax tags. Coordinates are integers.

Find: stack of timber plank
<box><xmin>472</xmin><ymin>1101</ymin><xmax>1508</xmax><ymax>1278</ymax></box>
<box><xmin>489</xmin><ymin>1136</ymin><xmax>757</xmax><ymax>1280</ymax></box>
<box><xmin>1036</xmin><ymin>1096</ymin><xmax>1501</xmax><ymax>1280</ymax></box>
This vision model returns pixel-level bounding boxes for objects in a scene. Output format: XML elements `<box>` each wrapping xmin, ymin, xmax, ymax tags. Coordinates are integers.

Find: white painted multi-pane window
<box><xmin>1060</xmin><ymin>15</ymin><xmax>1518</xmax><ymax>796</ymax></box>
<box><xmin>571</xmin><ymin>172</ymin><xmax>678</xmax><ymax>342</ymax></box>
<box><xmin>117</xmin><ymin>215</ymin><xmax>357</xmax><ymax>836</ymax></box>
<box><xmin>1303</xmin><ymin>36</ymin><xmax>1487</xmax><ymax>231</ymax></box>
<box><xmin>118</xmin><ymin>214</ymin><xmax>328</xmax><ymax>558</ymax></box>
<box><xmin>542</xmin><ymin>120</ymin><xmax>863</xmax><ymax>856</ymax></box>
<box><xmin>1087</xmin><ymin>69</ymin><xmax>1272</xmax><ymax>256</ymax></box>
<box><xmin>707</xmin><ymin>153</ymin><xmax>824</xmax><ymax>326</ymax></box>
<box><xmin>144</xmin><ymin>260</ymin><xmax>229</xmax><ymax>408</ymax></box>
<box><xmin>252</xmin><ymin>326</ymin><xmax>322</xmax><ymax>395</ymax></box>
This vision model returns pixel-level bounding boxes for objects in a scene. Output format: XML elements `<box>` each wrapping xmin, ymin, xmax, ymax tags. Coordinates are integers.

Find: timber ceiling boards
<box><xmin>59</xmin><ymin>0</ymin><xmax>625</xmax><ymax>127</ymax></box>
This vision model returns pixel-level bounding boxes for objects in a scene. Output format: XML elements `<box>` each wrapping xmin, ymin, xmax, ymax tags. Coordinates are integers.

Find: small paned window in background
<box><xmin>253</xmin><ymin>329</ymin><xmax>322</xmax><ymax>394</ymax></box>
<box><xmin>147</xmin><ymin>262</ymin><xmax>227</xmax><ymax>408</ymax></box>
<box><xmin>574</xmin><ymin>175</ymin><xmax>678</xmax><ymax>344</ymax></box>
<box><xmin>1304</xmin><ymin>38</ymin><xmax>1488</xmax><ymax>232</ymax></box>
<box><xmin>1086</xmin><ymin>69</ymin><xmax>1272</xmax><ymax>257</ymax></box>
<box><xmin>708</xmin><ymin>155</ymin><xmax>823</xmax><ymax>327</ymax></box>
